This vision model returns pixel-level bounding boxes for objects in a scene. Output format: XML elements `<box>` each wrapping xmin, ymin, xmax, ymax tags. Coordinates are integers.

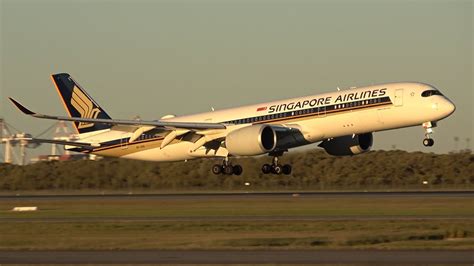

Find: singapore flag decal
<box><xmin>256</xmin><ymin>106</ymin><xmax>267</xmax><ymax>112</ymax></box>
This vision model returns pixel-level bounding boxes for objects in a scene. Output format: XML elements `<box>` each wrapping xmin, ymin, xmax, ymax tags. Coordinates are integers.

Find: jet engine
<box><xmin>225</xmin><ymin>124</ymin><xmax>277</xmax><ymax>156</ymax></box>
<box><xmin>318</xmin><ymin>133</ymin><xmax>373</xmax><ymax>156</ymax></box>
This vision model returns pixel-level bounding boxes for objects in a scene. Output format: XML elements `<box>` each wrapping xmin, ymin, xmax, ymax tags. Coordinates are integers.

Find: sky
<box><xmin>0</xmin><ymin>0</ymin><xmax>472</xmax><ymax>160</ymax></box>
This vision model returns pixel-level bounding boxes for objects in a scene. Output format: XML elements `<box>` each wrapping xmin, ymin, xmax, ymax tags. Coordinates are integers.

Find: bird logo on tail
<box><xmin>70</xmin><ymin>86</ymin><xmax>101</xmax><ymax>129</ymax></box>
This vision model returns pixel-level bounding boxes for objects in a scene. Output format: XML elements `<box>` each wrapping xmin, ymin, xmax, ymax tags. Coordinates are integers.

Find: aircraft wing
<box><xmin>9</xmin><ymin>98</ymin><xmax>226</xmax><ymax>130</ymax></box>
<box><xmin>14</xmin><ymin>137</ymin><xmax>99</xmax><ymax>149</ymax></box>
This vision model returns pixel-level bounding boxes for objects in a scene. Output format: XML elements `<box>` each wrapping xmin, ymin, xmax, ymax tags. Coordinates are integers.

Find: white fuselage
<box><xmin>76</xmin><ymin>82</ymin><xmax>455</xmax><ymax>161</ymax></box>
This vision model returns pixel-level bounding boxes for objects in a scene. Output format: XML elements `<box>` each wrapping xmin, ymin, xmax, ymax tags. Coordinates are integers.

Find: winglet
<box><xmin>8</xmin><ymin>98</ymin><xmax>36</xmax><ymax>115</ymax></box>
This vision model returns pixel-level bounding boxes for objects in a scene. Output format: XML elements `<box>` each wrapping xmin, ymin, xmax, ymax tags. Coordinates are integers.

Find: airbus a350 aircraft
<box><xmin>9</xmin><ymin>73</ymin><xmax>455</xmax><ymax>175</ymax></box>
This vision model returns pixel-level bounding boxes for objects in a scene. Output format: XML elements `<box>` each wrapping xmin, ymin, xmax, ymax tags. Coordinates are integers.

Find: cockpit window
<box><xmin>421</xmin><ymin>90</ymin><xmax>443</xmax><ymax>97</ymax></box>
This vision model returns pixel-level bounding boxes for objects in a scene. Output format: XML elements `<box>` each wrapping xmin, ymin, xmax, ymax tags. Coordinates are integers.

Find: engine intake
<box><xmin>319</xmin><ymin>133</ymin><xmax>373</xmax><ymax>156</ymax></box>
<box><xmin>226</xmin><ymin>125</ymin><xmax>277</xmax><ymax>156</ymax></box>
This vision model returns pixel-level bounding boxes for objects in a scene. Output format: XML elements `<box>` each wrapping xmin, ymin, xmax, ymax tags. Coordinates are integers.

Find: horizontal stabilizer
<box><xmin>14</xmin><ymin>137</ymin><xmax>99</xmax><ymax>150</ymax></box>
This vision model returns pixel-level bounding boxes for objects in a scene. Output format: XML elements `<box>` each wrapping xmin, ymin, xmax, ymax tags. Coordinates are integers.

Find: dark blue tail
<box><xmin>52</xmin><ymin>73</ymin><xmax>112</xmax><ymax>134</ymax></box>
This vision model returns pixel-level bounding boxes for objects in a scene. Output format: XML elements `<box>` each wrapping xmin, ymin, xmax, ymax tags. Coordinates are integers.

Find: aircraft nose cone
<box><xmin>441</xmin><ymin>99</ymin><xmax>456</xmax><ymax>118</ymax></box>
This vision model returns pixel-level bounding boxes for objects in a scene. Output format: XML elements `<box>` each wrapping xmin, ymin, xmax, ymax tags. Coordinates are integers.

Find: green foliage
<box><xmin>0</xmin><ymin>150</ymin><xmax>472</xmax><ymax>191</ymax></box>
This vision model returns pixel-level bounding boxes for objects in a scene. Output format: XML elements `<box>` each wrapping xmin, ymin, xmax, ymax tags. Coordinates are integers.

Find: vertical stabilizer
<box><xmin>51</xmin><ymin>73</ymin><xmax>112</xmax><ymax>134</ymax></box>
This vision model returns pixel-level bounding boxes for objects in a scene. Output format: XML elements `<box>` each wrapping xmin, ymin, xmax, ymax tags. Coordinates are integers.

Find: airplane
<box><xmin>9</xmin><ymin>73</ymin><xmax>455</xmax><ymax>175</ymax></box>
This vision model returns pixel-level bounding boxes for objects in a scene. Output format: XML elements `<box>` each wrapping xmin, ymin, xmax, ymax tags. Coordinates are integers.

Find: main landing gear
<box><xmin>212</xmin><ymin>158</ymin><xmax>242</xmax><ymax>176</ymax></box>
<box><xmin>422</xmin><ymin>121</ymin><xmax>436</xmax><ymax>147</ymax></box>
<box><xmin>261</xmin><ymin>153</ymin><xmax>292</xmax><ymax>175</ymax></box>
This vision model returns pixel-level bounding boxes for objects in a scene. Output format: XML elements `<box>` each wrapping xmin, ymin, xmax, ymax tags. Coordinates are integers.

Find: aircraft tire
<box><xmin>423</xmin><ymin>138</ymin><xmax>434</xmax><ymax>147</ymax></box>
<box><xmin>282</xmin><ymin>164</ymin><xmax>292</xmax><ymax>175</ymax></box>
<box><xmin>212</xmin><ymin>164</ymin><xmax>222</xmax><ymax>175</ymax></box>
<box><xmin>224</xmin><ymin>165</ymin><xmax>234</xmax><ymax>175</ymax></box>
<box><xmin>262</xmin><ymin>164</ymin><xmax>272</xmax><ymax>174</ymax></box>
<box><xmin>272</xmin><ymin>164</ymin><xmax>283</xmax><ymax>175</ymax></box>
<box><xmin>233</xmin><ymin>165</ymin><xmax>243</xmax><ymax>176</ymax></box>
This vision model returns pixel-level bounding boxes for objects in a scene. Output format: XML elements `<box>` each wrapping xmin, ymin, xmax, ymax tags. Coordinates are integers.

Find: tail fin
<box><xmin>51</xmin><ymin>73</ymin><xmax>112</xmax><ymax>134</ymax></box>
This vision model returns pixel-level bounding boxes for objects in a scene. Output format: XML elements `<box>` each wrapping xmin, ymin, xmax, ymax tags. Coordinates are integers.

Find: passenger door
<box><xmin>394</xmin><ymin>89</ymin><xmax>404</xmax><ymax>106</ymax></box>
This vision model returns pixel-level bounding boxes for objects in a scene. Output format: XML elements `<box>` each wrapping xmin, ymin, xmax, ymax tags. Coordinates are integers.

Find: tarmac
<box><xmin>0</xmin><ymin>250</ymin><xmax>473</xmax><ymax>264</ymax></box>
<box><xmin>1</xmin><ymin>190</ymin><xmax>473</xmax><ymax>201</ymax></box>
<box><xmin>2</xmin><ymin>215</ymin><xmax>473</xmax><ymax>223</ymax></box>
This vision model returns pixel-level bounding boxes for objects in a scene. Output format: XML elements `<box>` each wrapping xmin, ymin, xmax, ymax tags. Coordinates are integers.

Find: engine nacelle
<box><xmin>319</xmin><ymin>133</ymin><xmax>373</xmax><ymax>156</ymax></box>
<box><xmin>225</xmin><ymin>125</ymin><xmax>277</xmax><ymax>156</ymax></box>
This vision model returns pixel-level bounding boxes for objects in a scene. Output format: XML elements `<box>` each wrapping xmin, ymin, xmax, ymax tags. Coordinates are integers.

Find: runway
<box><xmin>1</xmin><ymin>250</ymin><xmax>472</xmax><ymax>264</ymax></box>
<box><xmin>2</xmin><ymin>191</ymin><xmax>472</xmax><ymax>222</ymax></box>
<box><xmin>2</xmin><ymin>215</ymin><xmax>473</xmax><ymax>223</ymax></box>
<box><xmin>1</xmin><ymin>190</ymin><xmax>473</xmax><ymax>201</ymax></box>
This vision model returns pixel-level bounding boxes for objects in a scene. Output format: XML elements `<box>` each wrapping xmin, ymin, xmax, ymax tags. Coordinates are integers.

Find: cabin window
<box><xmin>421</xmin><ymin>90</ymin><xmax>443</xmax><ymax>97</ymax></box>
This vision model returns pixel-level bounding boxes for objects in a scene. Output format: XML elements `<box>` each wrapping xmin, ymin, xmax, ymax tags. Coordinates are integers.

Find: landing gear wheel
<box><xmin>423</xmin><ymin>138</ymin><xmax>434</xmax><ymax>147</ymax></box>
<box><xmin>233</xmin><ymin>165</ymin><xmax>243</xmax><ymax>176</ymax></box>
<box><xmin>212</xmin><ymin>164</ymin><xmax>222</xmax><ymax>175</ymax></box>
<box><xmin>224</xmin><ymin>165</ymin><xmax>234</xmax><ymax>175</ymax></box>
<box><xmin>423</xmin><ymin>138</ymin><xmax>429</xmax><ymax>147</ymax></box>
<box><xmin>282</xmin><ymin>164</ymin><xmax>292</xmax><ymax>175</ymax></box>
<box><xmin>422</xmin><ymin>122</ymin><xmax>436</xmax><ymax>147</ymax></box>
<box><xmin>262</xmin><ymin>164</ymin><xmax>272</xmax><ymax>174</ymax></box>
<box><xmin>272</xmin><ymin>164</ymin><xmax>283</xmax><ymax>175</ymax></box>
<box><xmin>262</xmin><ymin>153</ymin><xmax>292</xmax><ymax>175</ymax></box>
<box><xmin>211</xmin><ymin>158</ymin><xmax>243</xmax><ymax>175</ymax></box>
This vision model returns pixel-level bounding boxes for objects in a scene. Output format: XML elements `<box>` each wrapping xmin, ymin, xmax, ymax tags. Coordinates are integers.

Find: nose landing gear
<box><xmin>422</xmin><ymin>121</ymin><xmax>436</xmax><ymax>147</ymax></box>
<box><xmin>212</xmin><ymin>158</ymin><xmax>242</xmax><ymax>176</ymax></box>
<box><xmin>261</xmin><ymin>154</ymin><xmax>292</xmax><ymax>175</ymax></box>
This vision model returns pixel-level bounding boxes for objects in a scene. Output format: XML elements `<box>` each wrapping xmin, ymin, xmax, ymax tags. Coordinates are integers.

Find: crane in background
<box><xmin>0</xmin><ymin>118</ymin><xmax>39</xmax><ymax>165</ymax></box>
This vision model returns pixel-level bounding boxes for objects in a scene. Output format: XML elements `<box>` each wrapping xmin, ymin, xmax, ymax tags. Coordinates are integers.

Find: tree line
<box><xmin>0</xmin><ymin>150</ymin><xmax>472</xmax><ymax>191</ymax></box>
